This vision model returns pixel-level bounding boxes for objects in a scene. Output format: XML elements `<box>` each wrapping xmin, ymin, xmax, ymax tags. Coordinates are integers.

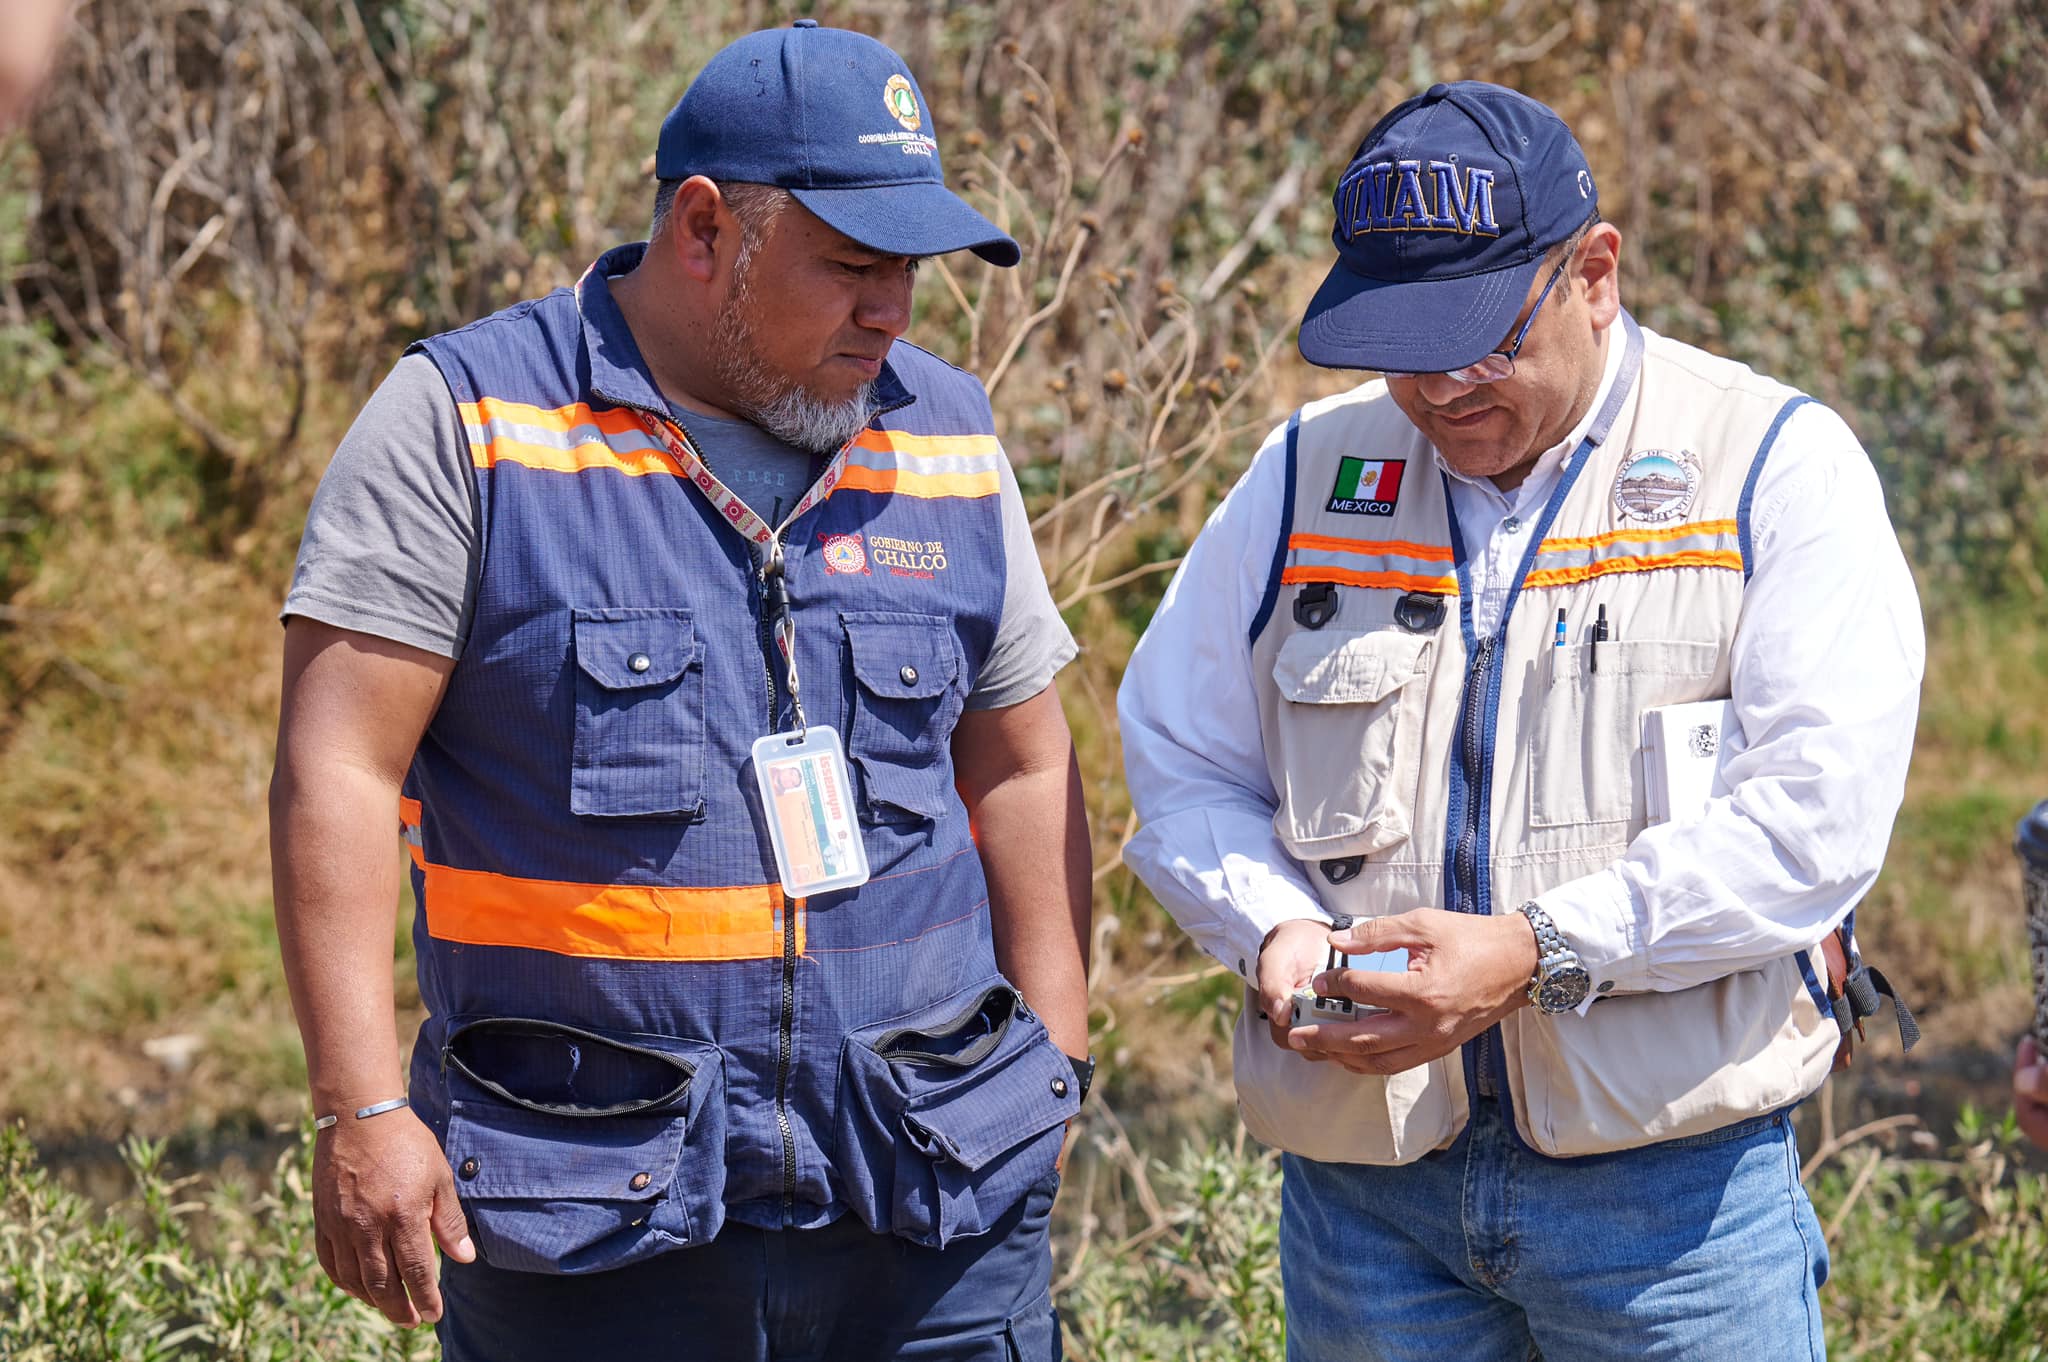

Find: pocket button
<box><xmin>628</xmin><ymin>652</ymin><xmax>652</xmax><ymax>674</ymax></box>
<box><xmin>899</xmin><ymin>664</ymin><xmax>919</xmax><ymax>686</ymax></box>
<box><xmin>629</xmin><ymin>1171</ymin><xmax>651</xmax><ymax>1191</ymax></box>
<box><xmin>458</xmin><ymin>1157</ymin><xmax>480</xmax><ymax>1180</ymax></box>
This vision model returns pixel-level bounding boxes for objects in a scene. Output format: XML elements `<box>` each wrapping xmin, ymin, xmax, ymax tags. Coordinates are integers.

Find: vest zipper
<box><xmin>756</xmin><ymin>530</ymin><xmax>802</xmax><ymax>1219</ymax></box>
<box><xmin>1453</xmin><ymin>635</ymin><xmax>1498</xmax><ymax>1097</ymax></box>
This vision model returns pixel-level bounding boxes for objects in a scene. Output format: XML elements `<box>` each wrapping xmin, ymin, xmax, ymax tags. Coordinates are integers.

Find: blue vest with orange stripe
<box><xmin>397</xmin><ymin>243</ymin><xmax>1078</xmax><ymax>1274</ymax></box>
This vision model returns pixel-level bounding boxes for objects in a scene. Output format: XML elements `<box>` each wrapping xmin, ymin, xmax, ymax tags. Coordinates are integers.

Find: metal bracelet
<box><xmin>312</xmin><ymin>1097</ymin><xmax>408</xmax><ymax>1132</ymax></box>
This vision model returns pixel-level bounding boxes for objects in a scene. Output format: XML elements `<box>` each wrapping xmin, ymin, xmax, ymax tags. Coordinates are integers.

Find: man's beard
<box><xmin>708</xmin><ymin>259</ymin><xmax>879</xmax><ymax>457</ymax></box>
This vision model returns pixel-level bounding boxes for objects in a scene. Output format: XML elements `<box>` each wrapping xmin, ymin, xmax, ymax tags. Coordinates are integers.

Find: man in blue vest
<box><xmin>272</xmin><ymin>23</ymin><xmax>1092</xmax><ymax>1360</ymax></box>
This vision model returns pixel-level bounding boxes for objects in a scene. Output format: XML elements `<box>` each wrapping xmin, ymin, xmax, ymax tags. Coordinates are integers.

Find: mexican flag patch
<box><xmin>1326</xmin><ymin>457</ymin><xmax>1405</xmax><ymax>515</ymax></box>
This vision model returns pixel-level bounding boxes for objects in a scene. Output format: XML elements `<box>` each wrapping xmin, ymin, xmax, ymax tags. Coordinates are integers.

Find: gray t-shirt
<box><xmin>283</xmin><ymin>354</ymin><xmax>1076</xmax><ymax>709</ymax></box>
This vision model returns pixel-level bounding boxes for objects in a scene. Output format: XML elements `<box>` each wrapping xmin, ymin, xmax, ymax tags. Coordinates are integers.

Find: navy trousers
<box><xmin>436</xmin><ymin>1173</ymin><xmax>1062</xmax><ymax>1361</ymax></box>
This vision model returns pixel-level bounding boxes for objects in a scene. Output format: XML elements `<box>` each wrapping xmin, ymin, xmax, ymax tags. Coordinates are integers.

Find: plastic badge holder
<box><xmin>751</xmin><ymin>726</ymin><xmax>870</xmax><ymax>898</ymax></box>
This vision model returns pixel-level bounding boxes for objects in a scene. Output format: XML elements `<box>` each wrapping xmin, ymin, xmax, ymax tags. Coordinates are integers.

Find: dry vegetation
<box><xmin>2</xmin><ymin>1</ymin><xmax>2047</xmax><ymax>1355</ymax></box>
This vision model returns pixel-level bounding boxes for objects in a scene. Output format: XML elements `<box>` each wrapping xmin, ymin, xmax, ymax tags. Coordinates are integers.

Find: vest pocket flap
<box><xmin>445</xmin><ymin>1095</ymin><xmax>689</xmax><ymax>1202</ymax></box>
<box><xmin>844</xmin><ymin>612</ymin><xmax>959</xmax><ymax>699</ymax></box>
<box><xmin>835</xmin><ymin>979</ymin><xmax>1077</xmax><ymax>1246</ymax></box>
<box><xmin>902</xmin><ymin>1039</ymin><xmax>1077</xmax><ymax>1171</ymax></box>
<box><xmin>441</xmin><ymin>1019</ymin><xmax>716</xmax><ymax>1202</ymax></box>
<box><xmin>572</xmin><ymin>609</ymin><xmax>697</xmax><ymax>690</ymax></box>
<box><xmin>1274</xmin><ymin>629</ymin><xmax>1429</xmax><ymax>705</ymax></box>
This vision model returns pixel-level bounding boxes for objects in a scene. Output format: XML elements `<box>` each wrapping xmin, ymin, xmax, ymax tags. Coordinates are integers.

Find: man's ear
<box><xmin>1578</xmin><ymin>221</ymin><xmax>1623</xmax><ymax>331</ymax></box>
<box><xmin>662</xmin><ymin>176</ymin><xmax>737</xmax><ymax>285</ymax></box>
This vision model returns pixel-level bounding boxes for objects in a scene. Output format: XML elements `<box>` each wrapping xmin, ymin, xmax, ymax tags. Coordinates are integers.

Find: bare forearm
<box><xmin>270</xmin><ymin>757</ymin><xmax>409</xmax><ymax>1113</ymax></box>
<box><xmin>977</xmin><ymin>749</ymin><xmax>1092</xmax><ymax>1057</ymax></box>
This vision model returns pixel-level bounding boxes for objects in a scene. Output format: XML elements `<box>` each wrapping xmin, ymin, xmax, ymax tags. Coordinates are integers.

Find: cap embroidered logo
<box><xmin>884</xmin><ymin>74</ymin><xmax>921</xmax><ymax>132</ymax></box>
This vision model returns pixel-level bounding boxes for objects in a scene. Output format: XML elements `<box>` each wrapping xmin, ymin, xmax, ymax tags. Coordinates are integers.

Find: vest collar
<box><xmin>577</xmin><ymin>241</ymin><xmax>915</xmax><ymax>420</ymax></box>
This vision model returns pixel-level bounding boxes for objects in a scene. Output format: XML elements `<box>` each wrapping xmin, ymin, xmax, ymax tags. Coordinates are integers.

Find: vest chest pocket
<box><xmin>1528</xmin><ymin>639</ymin><xmax>1722</xmax><ymax>828</ymax></box>
<box><xmin>1269</xmin><ymin>628</ymin><xmax>1433</xmax><ymax>859</ymax></box>
<box><xmin>842</xmin><ymin>612</ymin><xmax>964</xmax><ymax>823</ymax></box>
<box><xmin>569</xmin><ymin>608</ymin><xmax>704</xmax><ymax>820</ymax></box>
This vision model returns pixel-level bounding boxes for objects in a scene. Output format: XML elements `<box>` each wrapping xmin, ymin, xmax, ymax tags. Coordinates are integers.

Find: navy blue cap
<box><xmin>656</xmin><ymin>22</ymin><xmax>1019</xmax><ymax>267</ymax></box>
<box><xmin>1298</xmin><ymin>81</ymin><xmax>1598</xmax><ymax>373</ymax></box>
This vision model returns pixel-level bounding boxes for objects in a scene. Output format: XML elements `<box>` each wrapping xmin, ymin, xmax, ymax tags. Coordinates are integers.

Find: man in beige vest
<box><xmin>1120</xmin><ymin>82</ymin><xmax>1923</xmax><ymax>1360</ymax></box>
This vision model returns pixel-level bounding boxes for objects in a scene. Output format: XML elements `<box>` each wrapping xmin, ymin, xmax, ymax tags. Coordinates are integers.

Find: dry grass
<box><xmin>1</xmin><ymin>0</ymin><xmax>2043</xmax><ymax>1183</ymax></box>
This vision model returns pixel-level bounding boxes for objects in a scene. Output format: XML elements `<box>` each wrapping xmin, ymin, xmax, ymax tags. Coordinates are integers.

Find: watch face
<box><xmin>1537</xmin><ymin>964</ymin><xmax>1592</xmax><ymax>1014</ymax></box>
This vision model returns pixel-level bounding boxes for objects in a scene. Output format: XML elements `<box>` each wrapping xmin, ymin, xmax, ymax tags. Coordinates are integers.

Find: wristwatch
<box><xmin>1517</xmin><ymin>901</ymin><xmax>1591</xmax><ymax>1014</ymax></box>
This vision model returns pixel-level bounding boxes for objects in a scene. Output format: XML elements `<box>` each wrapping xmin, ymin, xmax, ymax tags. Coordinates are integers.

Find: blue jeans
<box><xmin>437</xmin><ymin>1173</ymin><xmax>1062</xmax><ymax>1361</ymax></box>
<box><xmin>1280</xmin><ymin>1097</ymin><xmax>1828</xmax><ymax>1362</ymax></box>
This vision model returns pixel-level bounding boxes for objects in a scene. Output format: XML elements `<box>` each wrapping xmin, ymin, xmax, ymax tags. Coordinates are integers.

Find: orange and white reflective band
<box><xmin>1282</xmin><ymin>532</ymin><xmax>1460</xmax><ymax>595</ymax></box>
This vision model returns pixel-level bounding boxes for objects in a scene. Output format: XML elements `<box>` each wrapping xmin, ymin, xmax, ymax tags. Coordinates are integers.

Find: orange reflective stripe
<box><xmin>1536</xmin><ymin>519</ymin><xmax>1739</xmax><ymax>554</ymax></box>
<box><xmin>469</xmin><ymin>435</ymin><xmax>687</xmax><ymax>479</ymax></box>
<box><xmin>399</xmin><ymin>797</ymin><xmax>425</xmax><ymax>869</ymax></box>
<box><xmin>850</xmin><ymin>428</ymin><xmax>1002</xmax><ymax>460</ymax></box>
<box><xmin>835</xmin><ymin>465</ymin><xmax>1001</xmax><ymax>499</ymax></box>
<box><xmin>1287</xmin><ymin>533</ymin><xmax>1455</xmax><ymax>562</ymax></box>
<box><xmin>421</xmin><ymin>864</ymin><xmax>803</xmax><ymax>962</ymax></box>
<box><xmin>1281</xmin><ymin>565</ymin><xmax>1461</xmax><ymax>594</ymax></box>
<box><xmin>459</xmin><ymin>399</ymin><xmax>651</xmax><ymax>438</ymax></box>
<box><xmin>1522</xmin><ymin>550</ymin><xmax>1743</xmax><ymax>590</ymax></box>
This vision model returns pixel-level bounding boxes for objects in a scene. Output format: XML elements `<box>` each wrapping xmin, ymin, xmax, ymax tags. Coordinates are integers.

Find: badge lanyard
<box><xmin>629</xmin><ymin>408</ymin><xmax>872</xmax><ymax>896</ymax></box>
<box><xmin>629</xmin><ymin>409</ymin><xmax>846</xmax><ymax>736</ymax></box>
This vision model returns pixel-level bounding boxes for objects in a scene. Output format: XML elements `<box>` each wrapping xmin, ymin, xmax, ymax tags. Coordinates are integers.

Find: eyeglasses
<box><xmin>1386</xmin><ymin>250</ymin><xmax>1574</xmax><ymax>385</ymax></box>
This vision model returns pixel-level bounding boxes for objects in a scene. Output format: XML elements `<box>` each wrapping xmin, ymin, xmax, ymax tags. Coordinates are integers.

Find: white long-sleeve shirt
<box><xmin>1118</xmin><ymin>342</ymin><xmax>1925</xmax><ymax>997</ymax></box>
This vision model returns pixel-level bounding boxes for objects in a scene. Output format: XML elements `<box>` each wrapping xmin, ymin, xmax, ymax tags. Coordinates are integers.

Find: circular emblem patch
<box><xmin>822</xmin><ymin>533</ymin><xmax>869</xmax><ymax>575</ymax></box>
<box><xmin>1611</xmin><ymin>449</ymin><xmax>1700</xmax><ymax>524</ymax></box>
<box><xmin>884</xmin><ymin>74</ymin><xmax>921</xmax><ymax>132</ymax></box>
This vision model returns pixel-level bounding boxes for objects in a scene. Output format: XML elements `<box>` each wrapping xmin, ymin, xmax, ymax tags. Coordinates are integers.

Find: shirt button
<box><xmin>628</xmin><ymin>652</ymin><xmax>652</xmax><ymax>674</ymax></box>
<box><xmin>1503</xmin><ymin>515</ymin><xmax>1522</xmax><ymax>533</ymax></box>
<box><xmin>899</xmin><ymin>664</ymin><xmax>919</xmax><ymax>686</ymax></box>
<box><xmin>1597</xmin><ymin>980</ymin><xmax>1615</xmax><ymax>994</ymax></box>
<box><xmin>629</xmin><ymin>1171</ymin><xmax>652</xmax><ymax>1192</ymax></box>
<box><xmin>1051</xmin><ymin>1077</ymin><xmax>1069</xmax><ymax>1099</ymax></box>
<box><xmin>458</xmin><ymin>1157</ymin><xmax>479</xmax><ymax>1180</ymax></box>
<box><xmin>1237</xmin><ymin>957</ymin><xmax>1247</xmax><ymax>977</ymax></box>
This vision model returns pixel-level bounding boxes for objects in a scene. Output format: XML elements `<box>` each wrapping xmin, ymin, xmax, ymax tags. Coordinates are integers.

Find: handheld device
<box><xmin>1288</xmin><ymin>913</ymin><xmax>1408</xmax><ymax>1028</ymax></box>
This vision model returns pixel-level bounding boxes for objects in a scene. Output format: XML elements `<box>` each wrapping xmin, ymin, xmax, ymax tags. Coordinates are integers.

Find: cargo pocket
<box><xmin>1230</xmin><ymin>995</ymin><xmax>1461</xmax><ymax>1164</ymax></box>
<box><xmin>441</xmin><ymin>1017</ymin><xmax>726</xmax><ymax>1275</ymax></box>
<box><xmin>1269</xmin><ymin>628</ymin><xmax>1433</xmax><ymax>858</ymax></box>
<box><xmin>842</xmin><ymin>611</ymin><xmax>963</xmax><ymax>823</ymax></box>
<box><xmin>570</xmin><ymin>608</ymin><xmax>705</xmax><ymax>820</ymax></box>
<box><xmin>1527</xmin><ymin>638</ymin><xmax>1719</xmax><ymax>828</ymax></box>
<box><xmin>836</xmin><ymin>981</ymin><xmax>1079</xmax><ymax>1248</ymax></box>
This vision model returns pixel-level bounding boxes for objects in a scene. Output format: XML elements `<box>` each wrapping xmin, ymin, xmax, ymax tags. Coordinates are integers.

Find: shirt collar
<box><xmin>1436</xmin><ymin>325</ymin><xmax>1628</xmax><ymax>510</ymax></box>
<box><xmin>576</xmin><ymin>241</ymin><xmax>914</xmax><ymax>419</ymax></box>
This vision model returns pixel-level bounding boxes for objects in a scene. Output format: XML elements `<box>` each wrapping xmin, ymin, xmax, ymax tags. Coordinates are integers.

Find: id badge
<box><xmin>751</xmin><ymin>726</ymin><xmax>870</xmax><ymax>897</ymax></box>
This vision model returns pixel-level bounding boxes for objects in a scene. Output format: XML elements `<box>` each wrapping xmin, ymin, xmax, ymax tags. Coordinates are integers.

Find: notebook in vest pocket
<box><xmin>439</xmin><ymin>1017</ymin><xmax>726</xmax><ymax>1274</ymax></box>
<box><xmin>835</xmin><ymin>978</ymin><xmax>1079</xmax><ymax>1248</ymax></box>
<box><xmin>1230</xmin><ymin>994</ymin><xmax>1463</xmax><ymax>1165</ymax></box>
<box><xmin>1527</xmin><ymin>638</ymin><xmax>1719</xmax><ymax>829</ymax></box>
<box><xmin>1267</xmin><ymin>628</ymin><xmax>1433</xmax><ymax>859</ymax></box>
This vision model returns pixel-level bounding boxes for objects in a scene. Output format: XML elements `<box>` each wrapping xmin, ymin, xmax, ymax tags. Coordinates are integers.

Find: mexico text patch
<box><xmin>1326</xmin><ymin>457</ymin><xmax>1406</xmax><ymax>515</ymax></box>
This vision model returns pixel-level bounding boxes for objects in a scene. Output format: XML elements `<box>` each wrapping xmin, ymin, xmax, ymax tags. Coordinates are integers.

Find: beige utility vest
<box><xmin>1234</xmin><ymin>316</ymin><xmax>1841</xmax><ymax>1161</ymax></box>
